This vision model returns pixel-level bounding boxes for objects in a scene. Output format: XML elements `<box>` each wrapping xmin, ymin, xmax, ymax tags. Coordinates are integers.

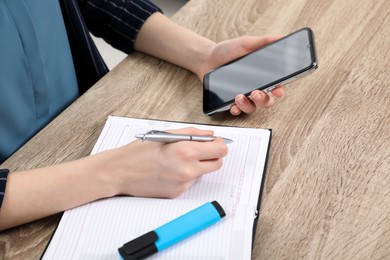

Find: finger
<box><xmin>167</xmin><ymin>127</ymin><xmax>214</xmax><ymax>137</ymax></box>
<box><xmin>240</xmin><ymin>35</ymin><xmax>283</xmax><ymax>52</ymax></box>
<box><xmin>271</xmin><ymin>86</ymin><xmax>285</xmax><ymax>97</ymax></box>
<box><xmin>230</xmin><ymin>105</ymin><xmax>242</xmax><ymax>116</ymax></box>
<box><xmin>250</xmin><ymin>90</ymin><xmax>275</xmax><ymax>108</ymax></box>
<box><xmin>195</xmin><ymin>139</ymin><xmax>228</xmax><ymax>161</ymax></box>
<box><xmin>195</xmin><ymin>158</ymin><xmax>224</xmax><ymax>177</ymax></box>
<box><xmin>235</xmin><ymin>94</ymin><xmax>256</xmax><ymax>114</ymax></box>
<box><xmin>175</xmin><ymin>138</ymin><xmax>228</xmax><ymax>161</ymax></box>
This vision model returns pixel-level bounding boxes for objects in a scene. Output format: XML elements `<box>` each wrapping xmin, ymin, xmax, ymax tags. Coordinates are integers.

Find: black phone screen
<box><xmin>203</xmin><ymin>27</ymin><xmax>317</xmax><ymax>114</ymax></box>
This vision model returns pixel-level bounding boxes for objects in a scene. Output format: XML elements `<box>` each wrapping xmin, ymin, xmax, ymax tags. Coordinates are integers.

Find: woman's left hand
<box><xmin>196</xmin><ymin>36</ymin><xmax>285</xmax><ymax>115</ymax></box>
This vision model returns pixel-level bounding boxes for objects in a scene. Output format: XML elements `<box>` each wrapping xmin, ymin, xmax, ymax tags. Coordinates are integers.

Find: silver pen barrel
<box><xmin>136</xmin><ymin>133</ymin><xmax>215</xmax><ymax>142</ymax></box>
<box><xmin>135</xmin><ymin>131</ymin><xmax>232</xmax><ymax>144</ymax></box>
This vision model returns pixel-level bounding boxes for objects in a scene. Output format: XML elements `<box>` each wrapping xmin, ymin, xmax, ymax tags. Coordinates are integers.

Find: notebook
<box><xmin>42</xmin><ymin>116</ymin><xmax>272</xmax><ymax>259</ymax></box>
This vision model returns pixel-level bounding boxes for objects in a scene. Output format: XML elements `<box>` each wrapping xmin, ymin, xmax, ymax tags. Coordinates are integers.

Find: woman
<box><xmin>0</xmin><ymin>0</ymin><xmax>283</xmax><ymax>230</ymax></box>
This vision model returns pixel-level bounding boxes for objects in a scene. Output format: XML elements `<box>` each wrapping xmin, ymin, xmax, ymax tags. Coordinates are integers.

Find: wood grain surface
<box><xmin>1</xmin><ymin>0</ymin><xmax>389</xmax><ymax>259</ymax></box>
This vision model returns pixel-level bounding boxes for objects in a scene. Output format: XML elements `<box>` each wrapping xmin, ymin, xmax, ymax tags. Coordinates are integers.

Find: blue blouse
<box><xmin>0</xmin><ymin>0</ymin><xmax>161</xmax><ymax>208</ymax></box>
<box><xmin>0</xmin><ymin>0</ymin><xmax>79</xmax><ymax>162</ymax></box>
<box><xmin>0</xmin><ymin>0</ymin><xmax>162</xmax><ymax>164</ymax></box>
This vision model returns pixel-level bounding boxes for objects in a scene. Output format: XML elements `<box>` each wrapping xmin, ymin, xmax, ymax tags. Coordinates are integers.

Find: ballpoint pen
<box><xmin>135</xmin><ymin>130</ymin><xmax>233</xmax><ymax>144</ymax></box>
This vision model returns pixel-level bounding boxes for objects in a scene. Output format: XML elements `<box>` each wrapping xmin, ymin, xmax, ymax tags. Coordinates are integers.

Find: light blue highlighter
<box><xmin>118</xmin><ymin>201</ymin><xmax>226</xmax><ymax>259</ymax></box>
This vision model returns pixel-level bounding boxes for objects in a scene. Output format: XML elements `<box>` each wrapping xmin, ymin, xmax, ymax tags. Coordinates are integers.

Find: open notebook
<box><xmin>42</xmin><ymin>116</ymin><xmax>272</xmax><ymax>259</ymax></box>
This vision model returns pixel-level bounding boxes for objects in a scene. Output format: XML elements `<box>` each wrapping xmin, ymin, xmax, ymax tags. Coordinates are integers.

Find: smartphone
<box><xmin>203</xmin><ymin>27</ymin><xmax>318</xmax><ymax>115</ymax></box>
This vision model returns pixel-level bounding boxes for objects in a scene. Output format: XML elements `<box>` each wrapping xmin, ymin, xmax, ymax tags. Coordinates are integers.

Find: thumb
<box><xmin>239</xmin><ymin>35</ymin><xmax>283</xmax><ymax>53</ymax></box>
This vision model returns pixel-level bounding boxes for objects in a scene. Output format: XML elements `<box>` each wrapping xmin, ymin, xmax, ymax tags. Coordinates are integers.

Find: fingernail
<box><xmin>236</xmin><ymin>94</ymin><xmax>245</xmax><ymax>105</ymax></box>
<box><xmin>252</xmin><ymin>91</ymin><xmax>264</xmax><ymax>101</ymax></box>
<box><xmin>251</xmin><ymin>92</ymin><xmax>262</xmax><ymax>102</ymax></box>
<box><xmin>231</xmin><ymin>106</ymin><xmax>241</xmax><ymax>115</ymax></box>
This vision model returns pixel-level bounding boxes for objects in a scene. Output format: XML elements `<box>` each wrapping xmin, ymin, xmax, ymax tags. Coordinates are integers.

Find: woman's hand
<box><xmin>196</xmin><ymin>36</ymin><xmax>285</xmax><ymax>116</ymax></box>
<box><xmin>135</xmin><ymin>13</ymin><xmax>284</xmax><ymax>116</ymax></box>
<box><xmin>101</xmin><ymin>127</ymin><xmax>228</xmax><ymax>198</ymax></box>
<box><xmin>0</xmin><ymin>127</ymin><xmax>227</xmax><ymax>230</ymax></box>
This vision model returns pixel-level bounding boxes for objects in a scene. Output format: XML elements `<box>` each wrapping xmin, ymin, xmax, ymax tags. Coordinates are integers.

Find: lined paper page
<box><xmin>43</xmin><ymin>116</ymin><xmax>271</xmax><ymax>259</ymax></box>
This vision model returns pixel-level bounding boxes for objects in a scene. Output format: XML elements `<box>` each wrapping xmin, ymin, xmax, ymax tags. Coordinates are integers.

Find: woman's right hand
<box><xmin>97</xmin><ymin>127</ymin><xmax>228</xmax><ymax>198</ymax></box>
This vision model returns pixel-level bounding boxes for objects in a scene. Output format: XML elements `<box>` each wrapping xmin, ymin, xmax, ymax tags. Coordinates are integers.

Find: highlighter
<box><xmin>118</xmin><ymin>200</ymin><xmax>226</xmax><ymax>260</ymax></box>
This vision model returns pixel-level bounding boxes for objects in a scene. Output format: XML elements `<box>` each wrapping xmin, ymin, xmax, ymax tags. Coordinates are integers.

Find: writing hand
<box><xmin>100</xmin><ymin>127</ymin><xmax>228</xmax><ymax>198</ymax></box>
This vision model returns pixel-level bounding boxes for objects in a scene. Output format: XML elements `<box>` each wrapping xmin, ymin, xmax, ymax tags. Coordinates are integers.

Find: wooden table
<box><xmin>1</xmin><ymin>0</ymin><xmax>389</xmax><ymax>259</ymax></box>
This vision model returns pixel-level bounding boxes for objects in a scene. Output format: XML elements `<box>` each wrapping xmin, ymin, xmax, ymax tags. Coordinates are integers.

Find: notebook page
<box><xmin>92</xmin><ymin>116</ymin><xmax>270</xmax><ymax>209</ymax></box>
<box><xmin>43</xmin><ymin>116</ymin><xmax>271</xmax><ymax>259</ymax></box>
<box><xmin>44</xmin><ymin>198</ymin><xmax>229</xmax><ymax>259</ymax></box>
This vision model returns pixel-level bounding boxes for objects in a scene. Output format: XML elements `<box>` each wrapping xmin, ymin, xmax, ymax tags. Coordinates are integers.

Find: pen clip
<box><xmin>145</xmin><ymin>130</ymin><xmax>166</xmax><ymax>135</ymax></box>
<box><xmin>119</xmin><ymin>231</ymin><xmax>158</xmax><ymax>259</ymax></box>
<box><xmin>139</xmin><ymin>130</ymin><xmax>167</xmax><ymax>141</ymax></box>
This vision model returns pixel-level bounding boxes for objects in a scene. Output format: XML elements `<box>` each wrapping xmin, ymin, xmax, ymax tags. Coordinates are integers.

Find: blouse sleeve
<box><xmin>78</xmin><ymin>0</ymin><xmax>162</xmax><ymax>53</ymax></box>
<box><xmin>0</xmin><ymin>169</ymin><xmax>10</xmax><ymax>208</ymax></box>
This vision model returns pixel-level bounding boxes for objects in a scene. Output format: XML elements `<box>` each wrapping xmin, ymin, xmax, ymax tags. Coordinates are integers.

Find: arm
<box><xmin>80</xmin><ymin>0</ymin><xmax>283</xmax><ymax>115</ymax></box>
<box><xmin>134</xmin><ymin>12</ymin><xmax>284</xmax><ymax>115</ymax></box>
<box><xmin>0</xmin><ymin>128</ymin><xmax>227</xmax><ymax>231</ymax></box>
